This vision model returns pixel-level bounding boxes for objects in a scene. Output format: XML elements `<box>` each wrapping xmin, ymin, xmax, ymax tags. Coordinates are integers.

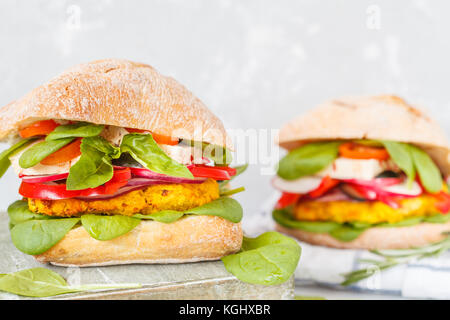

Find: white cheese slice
<box><xmin>318</xmin><ymin>158</ymin><xmax>397</xmax><ymax>181</ymax></box>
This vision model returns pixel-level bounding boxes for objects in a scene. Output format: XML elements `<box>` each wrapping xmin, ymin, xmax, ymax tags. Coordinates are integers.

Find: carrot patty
<box><xmin>28</xmin><ymin>178</ymin><xmax>219</xmax><ymax>217</ymax></box>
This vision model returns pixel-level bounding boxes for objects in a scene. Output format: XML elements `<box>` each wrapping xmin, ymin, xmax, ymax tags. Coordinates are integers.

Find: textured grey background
<box><xmin>0</xmin><ymin>0</ymin><xmax>449</xmax><ymax>228</ymax></box>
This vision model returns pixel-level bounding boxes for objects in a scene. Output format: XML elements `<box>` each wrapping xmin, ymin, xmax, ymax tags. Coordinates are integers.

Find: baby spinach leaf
<box><xmin>376</xmin><ymin>216</ymin><xmax>424</xmax><ymax>228</ymax></box>
<box><xmin>273</xmin><ymin>209</ymin><xmax>341</xmax><ymax>233</ymax></box>
<box><xmin>410</xmin><ymin>145</ymin><xmax>443</xmax><ymax>193</ymax></box>
<box><xmin>133</xmin><ymin>197</ymin><xmax>243</xmax><ymax>224</ymax></box>
<box><xmin>382</xmin><ymin>141</ymin><xmax>416</xmax><ymax>185</ymax></box>
<box><xmin>19</xmin><ymin>138</ymin><xmax>74</xmax><ymax>168</ymax></box>
<box><xmin>0</xmin><ymin>268</ymin><xmax>141</xmax><ymax>298</ymax></box>
<box><xmin>133</xmin><ymin>211</ymin><xmax>184</xmax><ymax>223</ymax></box>
<box><xmin>82</xmin><ymin>136</ymin><xmax>121</xmax><ymax>159</ymax></box>
<box><xmin>221</xmin><ymin>231</ymin><xmax>301</xmax><ymax>286</ymax></box>
<box><xmin>66</xmin><ymin>137</ymin><xmax>115</xmax><ymax>190</ymax></box>
<box><xmin>121</xmin><ymin>133</ymin><xmax>193</xmax><ymax>179</ymax></box>
<box><xmin>81</xmin><ymin>215</ymin><xmax>140</xmax><ymax>241</ymax></box>
<box><xmin>0</xmin><ymin>138</ymin><xmax>35</xmax><ymax>178</ymax></box>
<box><xmin>329</xmin><ymin>225</ymin><xmax>367</xmax><ymax>242</ymax></box>
<box><xmin>45</xmin><ymin>122</ymin><xmax>104</xmax><ymax>141</ymax></box>
<box><xmin>7</xmin><ymin>200</ymin><xmax>50</xmax><ymax>228</ymax></box>
<box><xmin>277</xmin><ymin>142</ymin><xmax>341</xmax><ymax>180</ymax></box>
<box><xmin>424</xmin><ymin>213</ymin><xmax>450</xmax><ymax>224</ymax></box>
<box><xmin>10</xmin><ymin>218</ymin><xmax>79</xmax><ymax>255</ymax></box>
<box><xmin>182</xmin><ymin>140</ymin><xmax>233</xmax><ymax>165</ymax></box>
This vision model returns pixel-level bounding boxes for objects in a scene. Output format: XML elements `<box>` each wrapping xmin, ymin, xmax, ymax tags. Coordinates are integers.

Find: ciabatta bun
<box><xmin>35</xmin><ymin>216</ymin><xmax>243</xmax><ymax>267</ymax></box>
<box><xmin>0</xmin><ymin>59</ymin><xmax>232</xmax><ymax>150</ymax></box>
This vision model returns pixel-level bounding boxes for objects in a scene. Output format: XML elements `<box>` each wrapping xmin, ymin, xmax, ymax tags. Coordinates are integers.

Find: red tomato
<box><xmin>19</xmin><ymin>120</ymin><xmax>59</xmax><ymax>138</ymax></box>
<box><xmin>276</xmin><ymin>192</ymin><xmax>301</xmax><ymax>209</ymax></box>
<box><xmin>188</xmin><ymin>165</ymin><xmax>232</xmax><ymax>180</ymax></box>
<box><xmin>308</xmin><ymin>176</ymin><xmax>340</xmax><ymax>198</ymax></box>
<box><xmin>40</xmin><ymin>138</ymin><xmax>82</xmax><ymax>165</ymax></box>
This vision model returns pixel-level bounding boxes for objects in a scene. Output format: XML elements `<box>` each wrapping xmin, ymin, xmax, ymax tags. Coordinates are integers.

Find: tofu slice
<box><xmin>318</xmin><ymin>158</ymin><xmax>397</xmax><ymax>181</ymax></box>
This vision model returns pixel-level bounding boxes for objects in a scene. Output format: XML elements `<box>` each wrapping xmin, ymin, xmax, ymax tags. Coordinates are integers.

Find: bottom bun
<box><xmin>275</xmin><ymin>221</ymin><xmax>450</xmax><ymax>250</ymax></box>
<box><xmin>35</xmin><ymin>216</ymin><xmax>243</xmax><ymax>267</ymax></box>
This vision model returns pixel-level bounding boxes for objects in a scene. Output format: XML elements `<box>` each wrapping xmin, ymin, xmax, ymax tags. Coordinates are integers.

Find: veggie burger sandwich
<box><xmin>0</xmin><ymin>59</ymin><xmax>244</xmax><ymax>266</ymax></box>
<box><xmin>273</xmin><ymin>95</ymin><xmax>450</xmax><ymax>249</ymax></box>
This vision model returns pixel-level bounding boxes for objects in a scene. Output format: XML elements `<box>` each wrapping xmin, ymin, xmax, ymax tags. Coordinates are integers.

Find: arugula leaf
<box><xmin>277</xmin><ymin>142</ymin><xmax>341</xmax><ymax>180</ymax></box>
<box><xmin>133</xmin><ymin>197</ymin><xmax>243</xmax><ymax>223</ymax></box>
<box><xmin>221</xmin><ymin>231</ymin><xmax>301</xmax><ymax>286</ymax></box>
<box><xmin>45</xmin><ymin>122</ymin><xmax>104</xmax><ymax>141</ymax></box>
<box><xmin>19</xmin><ymin>138</ymin><xmax>74</xmax><ymax>168</ymax></box>
<box><xmin>382</xmin><ymin>141</ymin><xmax>416</xmax><ymax>185</ymax></box>
<box><xmin>0</xmin><ymin>138</ymin><xmax>35</xmax><ymax>178</ymax></box>
<box><xmin>66</xmin><ymin>137</ymin><xmax>116</xmax><ymax>190</ymax></box>
<box><xmin>10</xmin><ymin>218</ymin><xmax>79</xmax><ymax>255</ymax></box>
<box><xmin>7</xmin><ymin>200</ymin><xmax>50</xmax><ymax>228</ymax></box>
<box><xmin>81</xmin><ymin>215</ymin><xmax>140</xmax><ymax>241</ymax></box>
<box><xmin>410</xmin><ymin>145</ymin><xmax>443</xmax><ymax>193</ymax></box>
<box><xmin>0</xmin><ymin>268</ymin><xmax>141</xmax><ymax>298</ymax></box>
<box><xmin>121</xmin><ymin>133</ymin><xmax>193</xmax><ymax>178</ymax></box>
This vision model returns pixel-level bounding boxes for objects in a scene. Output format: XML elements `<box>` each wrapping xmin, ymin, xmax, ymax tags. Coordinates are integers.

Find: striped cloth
<box><xmin>244</xmin><ymin>193</ymin><xmax>450</xmax><ymax>299</ymax></box>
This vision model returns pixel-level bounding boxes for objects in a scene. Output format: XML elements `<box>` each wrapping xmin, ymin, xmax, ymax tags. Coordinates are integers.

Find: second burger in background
<box><xmin>273</xmin><ymin>95</ymin><xmax>450</xmax><ymax>249</ymax></box>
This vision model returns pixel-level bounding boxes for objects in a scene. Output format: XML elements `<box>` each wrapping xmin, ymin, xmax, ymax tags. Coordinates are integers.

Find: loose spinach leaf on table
<box><xmin>221</xmin><ymin>231</ymin><xmax>301</xmax><ymax>286</ymax></box>
<box><xmin>121</xmin><ymin>133</ymin><xmax>193</xmax><ymax>178</ymax></box>
<box><xmin>0</xmin><ymin>268</ymin><xmax>141</xmax><ymax>298</ymax></box>
<box><xmin>277</xmin><ymin>142</ymin><xmax>341</xmax><ymax>180</ymax></box>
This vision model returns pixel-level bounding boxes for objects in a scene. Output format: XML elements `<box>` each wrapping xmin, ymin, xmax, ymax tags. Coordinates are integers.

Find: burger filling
<box><xmin>273</xmin><ymin>141</ymin><xmax>450</xmax><ymax>242</ymax></box>
<box><xmin>1</xmin><ymin>120</ymin><xmax>245</xmax><ymax>255</ymax></box>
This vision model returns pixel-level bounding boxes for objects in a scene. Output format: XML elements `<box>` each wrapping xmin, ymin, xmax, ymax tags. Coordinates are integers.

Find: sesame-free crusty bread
<box><xmin>0</xmin><ymin>59</ymin><xmax>233</xmax><ymax>149</ymax></box>
<box><xmin>35</xmin><ymin>216</ymin><xmax>243</xmax><ymax>267</ymax></box>
<box><xmin>278</xmin><ymin>95</ymin><xmax>450</xmax><ymax>175</ymax></box>
<box><xmin>276</xmin><ymin>221</ymin><xmax>450</xmax><ymax>250</ymax></box>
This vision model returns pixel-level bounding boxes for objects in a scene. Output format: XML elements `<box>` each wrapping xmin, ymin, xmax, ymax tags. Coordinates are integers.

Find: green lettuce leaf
<box><xmin>221</xmin><ymin>231</ymin><xmax>301</xmax><ymax>286</ymax></box>
<box><xmin>277</xmin><ymin>142</ymin><xmax>341</xmax><ymax>180</ymax></box>
<box><xmin>66</xmin><ymin>137</ymin><xmax>117</xmax><ymax>190</ymax></box>
<box><xmin>121</xmin><ymin>133</ymin><xmax>193</xmax><ymax>178</ymax></box>
<box><xmin>80</xmin><ymin>215</ymin><xmax>140</xmax><ymax>241</ymax></box>
<box><xmin>18</xmin><ymin>138</ymin><xmax>74</xmax><ymax>168</ymax></box>
<box><xmin>0</xmin><ymin>138</ymin><xmax>35</xmax><ymax>178</ymax></box>
<box><xmin>45</xmin><ymin>122</ymin><xmax>104</xmax><ymax>141</ymax></box>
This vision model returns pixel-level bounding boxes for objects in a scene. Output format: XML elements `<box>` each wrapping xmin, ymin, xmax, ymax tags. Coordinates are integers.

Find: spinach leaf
<box><xmin>329</xmin><ymin>225</ymin><xmax>367</xmax><ymax>242</ymax></box>
<box><xmin>66</xmin><ymin>137</ymin><xmax>116</xmax><ymax>190</ymax></box>
<box><xmin>182</xmin><ymin>140</ymin><xmax>233</xmax><ymax>165</ymax></box>
<box><xmin>10</xmin><ymin>218</ymin><xmax>79</xmax><ymax>255</ymax></box>
<box><xmin>0</xmin><ymin>268</ymin><xmax>141</xmax><ymax>298</ymax></box>
<box><xmin>273</xmin><ymin>209</ymin><xmax>341</xmax><ymax>233</ymax></box>
<box><xmin>45</xmin><ymin>122</ymin><xmax>104</xmax><ymax>141</ymax></box>
<box><xmin>382</xmin><ymin>141</ymin><xmax>416</xmax><ymax>185</ymax></box>
<box><xmin>19</xmin><ymin>138</ymin><xmax>74</xmax><ymax>168</ymax></box>
<box><xmin>423</xmin><ymin>213</ymin><xmax>450</xmax><ymax>223</ymax></box>
<box><xmin>7</xmin><ymin>200</ymin><xmax>50</xmax><ymax>228</ymax></box>
<box><xmin>0</xmin><ymin>138</ymin><xmax>35</xmax><ymax>178</ymax></box>
<box><xmin>410</xmin><ymin>145</ymin><xmax>443</xmax><ymax>193</ymax></box>
<box><xmin>121</xmin><ymin>133</ymin><xmax>193</xmax><ymax>178</ymax></box>
<box><xmin>221</xmin><ymin>231</ymin><xmax>301</xmax><ymax>286</ymax></box>
<box><xmin>133</xmin><ymin>197</ymin><xmax>243</xmax><ymax>224</ymax></box>
<box><xmin>277</xmin><ymin>142</ymin><xmax>341</xmax><ymax>180</ymax></box>
<box><xmin>376</xmin><ymin>216</ymin><xmax>424</xmax><ymax>228</ymax></box>
<box><xmin>81</xmin><ymin>215</ymin><xmax>140</xmax><ymax>241</ymax></box>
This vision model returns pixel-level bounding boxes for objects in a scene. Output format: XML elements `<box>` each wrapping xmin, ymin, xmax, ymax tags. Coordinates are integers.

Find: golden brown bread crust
<box><xmin>278</xmin><ymin>95</ymin><xmax>450</xmax><ymax>175</ymax></box>
<box><xmin>35</xmin><ymin>216</ymin><xmax>243</xmax><ymax>267</ymax></box>
<box><xmin>0</xmin><ymin>59</ymin><xmax>232</xmax><ymax>149</ymax></box>
<box><xmin>276</xmin><ymin>221</ymin><xmax>450</xmax><ymax>250</ymax></box>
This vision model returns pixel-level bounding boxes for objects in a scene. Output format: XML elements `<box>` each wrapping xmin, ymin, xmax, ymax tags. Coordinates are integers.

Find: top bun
<box><xmin>279</xmin><ymin>95</ymin><xmax>450</xmax><ymax>175</ymax></box>
<box><xmin>0</xmin><ymin>59</ymin><xmax>232</xmax><ymax>149</ymax></box>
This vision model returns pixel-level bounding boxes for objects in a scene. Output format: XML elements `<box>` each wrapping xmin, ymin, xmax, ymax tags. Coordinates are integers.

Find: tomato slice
<box><xmin>193</xmin><ymin>164</ymin><xmax>237</xmax><ymax>177</ymax></box>
<box><xmin>189</xmin><ymin>165</ymin><xmax>231</xmax><ymax>180</ymax></box>
<box><xmin>339</xmin><ymin>142</ymin><xmax>390</xmax><ymax>160</ymax></box>
<box><xmin>19</xmin><ymin>120</ymin><xmax>59</xmax><ymax>138</ymax></box>
<box><xmin>40</xmin><ymin>138</ymin><xmax>82</xmax><ymax>165</ymax></box>
<box><xmin>276</xmin><ymin>192</ymin><xmax>301</xmax><ymax>209</ymax></box>
<box><xmin>19</xmin><ymin>168</ymin><xmax>131</xmax><ymax>200</ymax></box>
<box><xmin>308</xmin><ymin>176</ymin><xmax>340</xmax><ymax>198</ymax></box>
<box><xmin>126</xmin><ymin>128</ymin><xmax>179</xmax><ymax>146</ymax></box>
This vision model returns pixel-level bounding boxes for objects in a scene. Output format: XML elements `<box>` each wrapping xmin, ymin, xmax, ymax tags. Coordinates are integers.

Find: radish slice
<box><xmin>272</xmin><ymin>176</ymin><xmax>323</xmax><ymax>194</ymax></box>
<box><xmin>379</xmin><ymin>180</ymin><xmax>422</xmax><ymax>197</ymax></box>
